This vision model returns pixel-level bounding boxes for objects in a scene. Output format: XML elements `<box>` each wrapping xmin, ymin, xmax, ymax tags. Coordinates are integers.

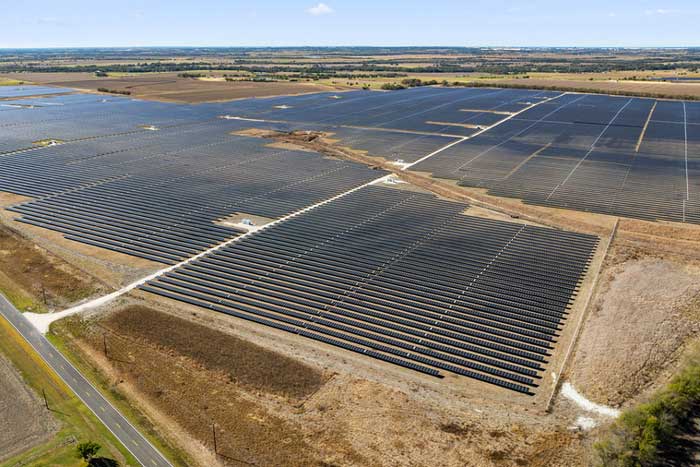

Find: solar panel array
<box><xmin>0</xmin><ymin>86</ymin><xmax>609</xmax><ymax>393</ymax></box>
<box><xmin>0</xmin><ymin>87</ymin><xmax>551</xmax><ymax>157</ymax></box>
<box><xmin>141</xmin><ymin>186</ymin><xmax>598</xmax><ymax>394</ymax></box>
<box><xmin>0</xmin><ymin>85</ymin><xmax>71</xmax><ymax>99</ymax></box>
<box><xmin>0</xmin><ymin>87</ymin><xmax>562</xmax><ymax>264</ymax></box>
<box><xmin>215</xmin><ymin>87</ymin><xmax>557</xmax><ymax>136</ymax></box>
<box><xmin>412</xmin><ymin>93</ymin><xmax>700</xmax><ymax>224</ymax></box>
<box><xmin>324</xmin><ymin>127</ymin><xmax>458</xmax><ymax>163</ymax></box>
<box><xmin>5</xmin><ymin>121</ymin><xmax>384</xmax><ymax>263</ymax></box>
<box><xmin>0</xmin><ymin>94</ymin><xmax>218</xmax><ymax>154</ymax></box>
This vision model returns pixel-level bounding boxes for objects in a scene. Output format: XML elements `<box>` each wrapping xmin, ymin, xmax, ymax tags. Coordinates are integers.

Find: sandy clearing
<box><xmin>570</xmin><ymin>252</ymin><xmax>700</xmax><ymax>406</ymax></box>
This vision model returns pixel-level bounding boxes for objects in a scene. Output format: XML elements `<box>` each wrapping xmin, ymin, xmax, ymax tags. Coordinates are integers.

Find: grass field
<box><xmin>0</xmin><ymin>79</ymin><xmax>25</xmax><ymax>86</ymax></box>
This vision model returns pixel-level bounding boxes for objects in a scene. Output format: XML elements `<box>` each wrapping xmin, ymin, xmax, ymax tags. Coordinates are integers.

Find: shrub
<box><xmin>594</xmin><ymin>350</ymin><xmax>700</xmax><ymax>466</ymax></box>
<box><xmin>96</xmin><ymin>88</ymin><xmax>131</xmax><ymax>96</ymax></box>
<box><xmin>380</xmin><ymin>82</ymin><xmax>406</xmax><ymax>91</ymax></box>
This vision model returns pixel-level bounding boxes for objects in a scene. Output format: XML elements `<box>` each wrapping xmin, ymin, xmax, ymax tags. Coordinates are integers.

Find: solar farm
<box><xmin>2</xmin><ymin>82</ymin><xmax>692</xmax><ymax>396</ymax></box>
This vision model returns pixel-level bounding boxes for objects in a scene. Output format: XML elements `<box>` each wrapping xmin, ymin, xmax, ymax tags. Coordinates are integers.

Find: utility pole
<box><xmin>212</xmin><ymin>423</ymin><xmax>218</xmax><ymax>455</ymax></box>
<box><xmin>42</xmin><ymin>388</ymin><xmax>49</xmax><ymax>410</ymax></box>
<box><xmin>103</xmin><ymin>333</ymin><xmax>108</xmax><ymax>358</ymax></box>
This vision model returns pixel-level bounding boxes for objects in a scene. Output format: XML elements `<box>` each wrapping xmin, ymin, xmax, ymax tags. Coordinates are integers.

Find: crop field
<box><xmin>0</xmin><ymin>72</ymin><xmax>344</xmax><ymax>103</ymax></box>
<box><xmin>471</xmin><ymin>76</ymin><xmax>700</xmax><ymax>100</ymax></box>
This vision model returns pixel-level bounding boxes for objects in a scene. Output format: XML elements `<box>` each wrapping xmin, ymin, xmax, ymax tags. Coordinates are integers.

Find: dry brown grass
<box><xmin>0</xmin><ymin>223</ymin><xmax>101</xmax><ymax>311</ymax></box>
<box><xmin>54</xmin><ymin>305</ymin><xmax>336</xmax><ymax>466</ymax></box>
<box><xmin>103</xmin><ymin>305</ymin><xmax>326</xmax><ymax>399</ymax></box>
<box><xmin>569</xmin><ymin>235</ymin><xmax>700</xmax><ymax>407</ymax></box>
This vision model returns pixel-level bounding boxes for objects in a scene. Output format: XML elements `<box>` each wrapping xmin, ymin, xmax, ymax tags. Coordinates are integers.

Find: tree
<box><xmin>76</xmin><ymin>441</ymin><xmax>101</xmax><ymax>463</ymax></box>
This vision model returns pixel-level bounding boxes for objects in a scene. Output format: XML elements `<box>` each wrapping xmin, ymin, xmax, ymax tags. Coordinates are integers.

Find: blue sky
<box><xmin>1</xmin><ymin>0</ymin><xmax>698</xmax><ymax>48</ymax></box>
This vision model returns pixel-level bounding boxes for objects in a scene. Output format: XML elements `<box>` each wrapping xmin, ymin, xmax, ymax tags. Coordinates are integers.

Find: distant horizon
<box><xmin>1</xmin><ymin>45</ymin><xmax>699</xmax><ymax>51</ymax></box>
<box><xmin>2</xmin><ymin>0</ymin><xmax>698</xmax><ymax>49</ymax></box>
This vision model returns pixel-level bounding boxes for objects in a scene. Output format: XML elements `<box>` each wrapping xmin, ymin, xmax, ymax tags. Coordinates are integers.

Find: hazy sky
<box><xmin>1</xmin><ymin>0</ymin><xmax>698</xmax><ymax>48</ymax></box>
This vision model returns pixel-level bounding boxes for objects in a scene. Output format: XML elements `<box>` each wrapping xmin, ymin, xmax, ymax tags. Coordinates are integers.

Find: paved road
<box><xmin>0</xmin><ymin>294</ymin><xmax>172</xmax><ymax>467</ymax></box>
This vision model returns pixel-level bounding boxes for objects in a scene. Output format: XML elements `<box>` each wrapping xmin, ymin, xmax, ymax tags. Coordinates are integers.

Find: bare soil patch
<box><xmin>570</xmin><ymin>237</ymin><xmax>700</xmax><ymax>407</ymax></box>
<box><xmin>55</xmin><ymin>308</ymin><xmax>335</xmax><ymax>467</ymax></box>
<box><xmin>0</xmin><ymin>353</ymin><xmax>59</xmax><ymax>462</ymax></box>
<box><xmin>477</xmin><ymin>78</ymin><xmax>700</xmax><ymax>99</ymax></box>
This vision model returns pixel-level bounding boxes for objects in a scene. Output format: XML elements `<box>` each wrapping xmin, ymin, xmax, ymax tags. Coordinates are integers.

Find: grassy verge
<box><xmin>0</xmin><ymin>316</ymin><xmax>137</xmax><ymax>467</ymax></box>
<box><xmin>48</xmin><ymin>318</ymin><xmax>192</xmax><ymax>467</ymax></box>
<box><xmin>0</xmin><ymin>270</ymin><xmax>43</xmax><ymax>312</ymax></box>
<box><xmin>594</xmin><ymin>347</ymin><xmax>700</xmax><ymax>466</ymax></box>
<box><xmin>0</xmin><ymin>79</ymin><xmax>24</xmax><ymax>86</ymax></box>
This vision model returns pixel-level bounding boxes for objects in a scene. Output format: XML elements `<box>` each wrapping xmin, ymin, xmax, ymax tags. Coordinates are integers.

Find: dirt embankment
<box><xmin>54</xmin><ymin>304</ymin><xmax>593</xmax><ymax>467</ymax></box>
<box><xmin>0</xmin><ymin>222</ymin><xmax>103</xmax><ymax>311</ymax></box>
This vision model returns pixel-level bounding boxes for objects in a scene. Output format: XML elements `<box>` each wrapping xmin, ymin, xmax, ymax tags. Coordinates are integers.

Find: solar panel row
<box><xmin>412</xmin><ymin>93</ymin><xmax>700</xmax><ymax>224</ymax></box>
<box><xmin>140</xmin><ymin>185</ymin><xmax>598</xmax><ymax>393</ymax></box>
<box><xmin>0</xmin><ymin>87</ymin><xmax>546</xmax><ymax>157</ymax></box>
<box><xmin>0</xmin><ymin>85</ymin><xmax>71</xmax><ymax>99</ymax></box>
<box><xmin>6</xmin><ymin>122</ymin><xmax>384</xmax><ymax>263</ymax></box>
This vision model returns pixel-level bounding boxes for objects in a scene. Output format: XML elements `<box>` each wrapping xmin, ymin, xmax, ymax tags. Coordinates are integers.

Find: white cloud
<box><xmin>644</xmin><ymin>8</ymin><xmax>679</xmax><ymax>15</ymax></box>
<box><xmin>307</xmin><ymin>3</ymin><xmax>333</xmax><ymax>16</ymax></box>
<box><xmin>36</xmin><ymin>17</ymin><xmax>67</xmax><ymax>26</ymax></box>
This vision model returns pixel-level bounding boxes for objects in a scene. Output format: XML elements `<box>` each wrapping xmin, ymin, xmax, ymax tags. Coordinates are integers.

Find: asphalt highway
<box><xmin>0</xmin><ymin>294</ymin><xmax>172</xmax><ymax>467</ymax></box>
